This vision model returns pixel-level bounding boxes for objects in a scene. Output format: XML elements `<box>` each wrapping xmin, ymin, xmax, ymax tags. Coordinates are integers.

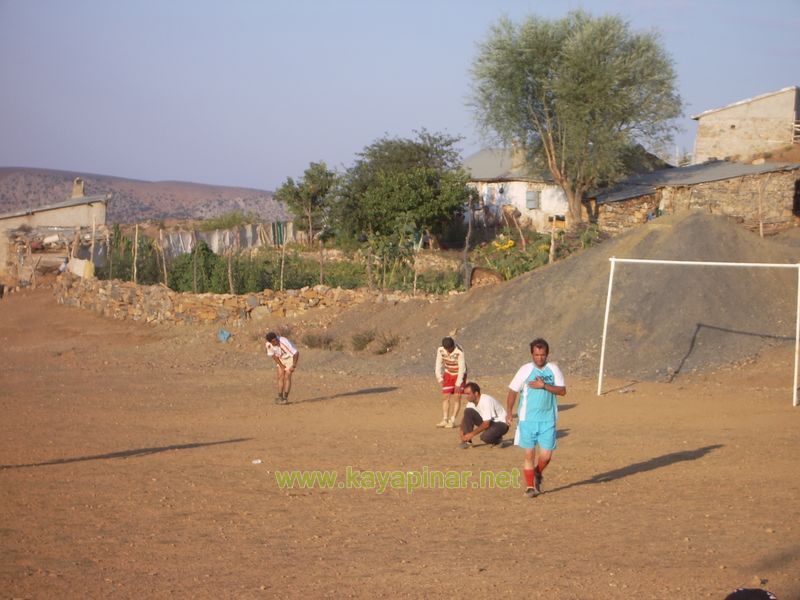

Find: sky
<box><xmin>1</xmin><ymin>0</ymin><xmax>798</xmax><ymax>191</ymax></box>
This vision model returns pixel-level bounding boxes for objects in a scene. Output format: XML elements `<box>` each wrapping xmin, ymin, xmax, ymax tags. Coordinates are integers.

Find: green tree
<box><xmin>471</xmin><ymin>11</ymin><xmax>682</xmax><ymax>226</ymax></box>
<box><xmin>333</xmin><ymin>130</ymin><xmax>468</xmax><ymax>239</ymax></box>
<box><xmin>330</xmin><ymin>130</ymin><xmax>472</xmax><ymax>288</ymax></box>
<box><xmin>274</xmin><ymin>161</ymin><xmax>336</xmax><ymax>244</ymax></box>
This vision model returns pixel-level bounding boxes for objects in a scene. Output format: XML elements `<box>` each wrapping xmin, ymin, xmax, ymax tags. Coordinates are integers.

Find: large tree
<box><xmin>274</xmin><ymin>161</ymin><xmax>336</xmax><ymax>243</ymax></box>
<box><xmin>471</xmin><ymin>11</ymin><xmax>682</xmax><ymax>226</ymax></box>
<box><xmin>332</xmin><ymin>129</ymin><xmax>467</xmax><ymax>240</ymax></box>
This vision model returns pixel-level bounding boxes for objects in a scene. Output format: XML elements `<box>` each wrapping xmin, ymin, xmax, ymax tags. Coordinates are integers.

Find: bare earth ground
<box><xmin>1</xmin><ymin>288</ymin><xmax>799</xmax><ymax>599</ymax></box>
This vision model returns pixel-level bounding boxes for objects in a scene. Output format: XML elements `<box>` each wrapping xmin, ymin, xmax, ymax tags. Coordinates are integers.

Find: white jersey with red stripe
<box><xmin>435</xmin><ymin>344</ymin><xmax>466</xmax><ymax>385</ymax></box>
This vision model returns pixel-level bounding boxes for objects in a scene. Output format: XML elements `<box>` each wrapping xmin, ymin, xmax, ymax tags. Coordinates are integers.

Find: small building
<box><xmin>0</xmin><ymin>186</ymin><xmax>110</xmax><ymax>282</ymax></box>
<box><xmin>590</xmin><ymin>161</ymin><xmax>800</xmax><ymax>236</ymax></box>
<box><xmin>463</xmin><ymin>148</ymin><xmax>568</xmax><ymax>232</ymax></box>
<box><xmin>692</xmin><ymin>86</ymin><xmax>800</xmax><ymax>164</ymax></box>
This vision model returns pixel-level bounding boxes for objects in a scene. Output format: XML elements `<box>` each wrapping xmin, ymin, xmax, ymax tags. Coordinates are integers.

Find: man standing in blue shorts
<box><xmin>506</xmin><ymin>338</ymin><xmax>566</xmax><ymax>498</ymax></box>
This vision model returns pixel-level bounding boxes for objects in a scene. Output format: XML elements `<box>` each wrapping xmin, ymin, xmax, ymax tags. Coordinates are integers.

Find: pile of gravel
<box><xmin>317</xmin><ymin>211</ymin><xmax>800</xmax><ymax>382</ymax></box>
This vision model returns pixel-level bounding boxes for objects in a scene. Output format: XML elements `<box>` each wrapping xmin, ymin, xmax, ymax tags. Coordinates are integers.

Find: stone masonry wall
<box><xmin>598</xmin><ymin>169</ymin><xmax>800</xmax><ymax>236</ymax></box>
<box><xmin>596</xmin><ymin>194</ymin><xmax>659</xmax><ymax>236</ymax></box>
<box><xmin>660</xmin><ymin>170</ymin><xmax>799</xmax><ymax>225</ymax></box>
<box><xmin>55</xmin><ymin>272</ymin><xmax>440</xmax><ymax>327</ymax></box>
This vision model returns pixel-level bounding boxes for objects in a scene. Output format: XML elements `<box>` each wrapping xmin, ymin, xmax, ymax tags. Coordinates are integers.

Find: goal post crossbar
<box><xmin>597</xmin><ymin>257</ymin><xmax>800</xmax><ymax>407</ymax></box>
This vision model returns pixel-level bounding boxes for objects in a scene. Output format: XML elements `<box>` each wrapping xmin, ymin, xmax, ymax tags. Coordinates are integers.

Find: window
<box><xmin>526</xmin><ymin>190</ymin><xmax>540</xmax><ymax>209</ymax></box>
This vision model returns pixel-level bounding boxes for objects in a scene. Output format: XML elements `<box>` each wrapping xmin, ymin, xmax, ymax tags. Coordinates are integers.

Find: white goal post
<box><xmin>597</xmin><ymin>257</ymin><xmax>800</xmax><ymax>407</ymax></box>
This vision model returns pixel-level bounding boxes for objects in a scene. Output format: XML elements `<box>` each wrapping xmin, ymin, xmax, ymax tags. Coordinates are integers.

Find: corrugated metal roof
<box><xmin>690</xmin><ymin>86</ymin><xmax>799</xmax><ymax>120</ymax></box>
<box><xmin>0</xmin><ymin>194</ymin><xmax>110</xmax><ymax>221</ymax></box>
<box><xmin>463</xmin><ymin>148</ymin><xmax>553</xmax><ymax>182</ymax></box>
<box><xmin>596</xmin><ymin>161</ymin><xmax>800</xmax><ymax>204</ymax></box>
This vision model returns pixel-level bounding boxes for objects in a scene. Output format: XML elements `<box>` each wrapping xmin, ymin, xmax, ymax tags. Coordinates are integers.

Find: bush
<box><xmin>351</xmin><ymin>329</ymin><xmax>376</xmax><ymax>351</ymax></box>
<box><xmin>302</xmin><ymin>333</ymin><xmax>342</xmax><ymax>351</ymax></box>
<box><xmin>197</xmin><ymin>211</ymin><xmax>260</xmax><ymax>232</ymax></box>
<box><xmin>373</xmin><ymin>331</ymin><xmax>401</xmax><ymax>355</ymax></box>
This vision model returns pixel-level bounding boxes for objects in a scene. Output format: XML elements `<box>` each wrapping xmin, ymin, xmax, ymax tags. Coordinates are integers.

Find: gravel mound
<box><xmin>319</xmin><ymin>211</ymin><xmax>800</xmax><ymax>382</ymax></box>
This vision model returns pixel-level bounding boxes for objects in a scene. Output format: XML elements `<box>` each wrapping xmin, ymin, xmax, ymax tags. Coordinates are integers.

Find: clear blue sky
<box><xmin>1</xmin><ymin>0</ymin><xmax>797</xmax><ymax>191</ymax></box>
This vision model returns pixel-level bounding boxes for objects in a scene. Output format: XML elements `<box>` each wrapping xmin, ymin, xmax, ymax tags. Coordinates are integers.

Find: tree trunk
<box><xmin>563</xmin><ymin>186</ymin><xmax>584</xmax><ymax>230</ymax></box>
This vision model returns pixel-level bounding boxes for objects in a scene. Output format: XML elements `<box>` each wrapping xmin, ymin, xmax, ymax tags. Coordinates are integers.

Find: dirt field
<box><xmin>1</xmin><ymin>287</ymin><xmax>799</xmax><ymax>599</ymax></box>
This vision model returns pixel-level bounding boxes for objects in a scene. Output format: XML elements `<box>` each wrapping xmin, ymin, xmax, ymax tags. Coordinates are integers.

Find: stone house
<box><xmin>589</xmin><ymin>161</ymin><xmax>800</xmax><ymax>236</ymax></box>
<box><xmin>0</xmin><ymin>185</ymin><xmax>110</xmax><ymax>281</ymax></box>
<box><xmin>692</xmin><ymin>86</ymin><xmax>800</xmax><ymax>164</ymax></box>
<box><xmin>462</xmin><ymin>148</ymin><xmax>569</xmax><ymax>232</ymax></box>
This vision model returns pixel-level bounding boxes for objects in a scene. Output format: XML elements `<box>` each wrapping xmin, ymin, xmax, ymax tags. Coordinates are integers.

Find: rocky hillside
<box><xmin>0</xmin><ymin>167</ymin><xmax>289</xmax><ymax>224</ymax></box>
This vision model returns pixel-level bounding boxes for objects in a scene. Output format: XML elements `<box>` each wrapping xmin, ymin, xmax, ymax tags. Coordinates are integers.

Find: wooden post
<box><xmin>106</xmin><ymin>231</ymin><xmax>113</xmax><ymax>280</ymax></box>
<box><xmin>549</xmin><ymin>219</ymin><xmax>557</xmax><ymax>264</ymax></box>
<box><xmin>365</xmin><ymin>245</ymin><xmax>374</xmax><ymax>291</ymax></box>
<box><xmin>90</xmin><ymin>216</ymin><xmax>96</xmax><ymax>264</ymax></box>
<box><xmin>133</xmin><ymin>223</ymin><xmax>139</xmax><ymax>284</ymax></box>
<box><xmin>319</xmin><ymin>238</ymin><xmax>324</xmax><ymax>286</ymax></box>
<box><xmin>464</xmin><ymin>204</ymin><xmax>474</xmax><ymax>292</ymax></box>
<box><xmin>279</xmin><ymin>231</ymin><xmax>286</xmax><ymax>292</ymax></box>
<box><xmin>758</xmin><ymin>173</ymin><xmax>771</xmax><ymax>238</ymax></box>
<box><xmin>192</xmin><ymin>230</ymin><xmax>198</xmax><ymax>293</ymax></box>
<box><xmin>31</xmin><ymin>256</ymin><xmax>42</xmax><ymax>289</ymax></box>
<box><xmin>227</xmin><ymin>250</ymin><xmax>234</xmax><ymax>294</ymax></box>
<box><xmin>159</xmin><ymin>230</ymin><xmax>168</xmax><ymax>285</ymax></box>
<box><xmin>71</xmin><ymin>228</ymin><xmax>80</xmax><ymax>259</ymax></box>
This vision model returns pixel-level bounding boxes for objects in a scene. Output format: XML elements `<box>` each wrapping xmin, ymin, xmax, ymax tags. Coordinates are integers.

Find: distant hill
<box><xmin>0</xmin><ymin>167</ymin><xmax>290</xmax><ymax>224</ymax></box>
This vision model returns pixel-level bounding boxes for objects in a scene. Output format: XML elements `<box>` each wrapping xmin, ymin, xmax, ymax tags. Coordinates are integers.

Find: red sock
<box><xmin>523</xmin><ymin>469</ymin><xmax>535</xmax><ymax>488</ymax></box>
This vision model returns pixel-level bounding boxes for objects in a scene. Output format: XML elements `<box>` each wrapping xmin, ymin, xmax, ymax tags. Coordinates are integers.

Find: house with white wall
<box><xmin>463</xmin><ymin>148</ymin><xmax>568</xmax><ymax>232</ymax></box>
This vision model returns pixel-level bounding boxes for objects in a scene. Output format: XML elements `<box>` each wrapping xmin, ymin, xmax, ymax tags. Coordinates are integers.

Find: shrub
<box><xmin>351</xmin><ymin>329</ymin><xmax>376</xmax><ymax>351</ymax></box>
<box><xmin>373</xmin><ymin>331</ymin><xmax>401</xmax><ymax>355</ymax></box>
<box><xmin>302</xmin><ymin>332</ymin><xmax>342</xmax><ymax>351</ymax></box>
<box><xmin>197</xmin><ymin>211</ymin><xmax>260</xmax><ymax>232</ymax></box>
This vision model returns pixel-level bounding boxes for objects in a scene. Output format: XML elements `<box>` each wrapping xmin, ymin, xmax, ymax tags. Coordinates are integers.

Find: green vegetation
<box><xmin>274</xmin><ymin>162</ymin><xmax>336</xmax><ymax>242</ymax></box>
<box><xmin>197</xmin><ymin>210</ymin><xmax>260</xmax><ymax>232</ymax></box>
<box><xmin>471</xmin><ymin>11</ymin><xmax>682</xmax><ymax>227</ymax></box>
<box><xmin>470</xmin><ymin>224</ymin><xmax>604</xmax><ymax>281</ymax></box>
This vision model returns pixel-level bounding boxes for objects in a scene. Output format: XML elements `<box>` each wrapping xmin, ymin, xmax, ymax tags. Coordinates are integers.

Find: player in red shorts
<box><xmin>434</xmin><ymin>337</ymin><xmax>467</xmax><ymax>428</ymax></box>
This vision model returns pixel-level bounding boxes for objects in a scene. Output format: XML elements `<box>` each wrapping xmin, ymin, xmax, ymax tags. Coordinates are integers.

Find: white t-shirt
<box><xmin>465</xmin><ymin>393</ymin><xmax>507</xmax><ymax>424</ymax></box>
<box><xmin>266</xmin><ymin>336</ymin><xmax>298</xmax><ymax>366</ymax></box>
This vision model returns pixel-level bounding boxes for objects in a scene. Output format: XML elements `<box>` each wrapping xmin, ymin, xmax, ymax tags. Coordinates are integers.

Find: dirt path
<box><xmin>1</xmin><ymin>288</ymin><xmax>799</xmax><ymax>598</ymax></box>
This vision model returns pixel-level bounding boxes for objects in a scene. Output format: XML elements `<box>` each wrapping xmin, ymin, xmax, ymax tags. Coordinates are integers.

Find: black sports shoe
<box><xmin>534</xmin><ymin>470</ymin><xmax>543</xmax><ymax>494</ymax></box>
<box><xmin>524</xmin><ymin>487</ymin><xmax>539</xmax><ymax>498</ymax></box>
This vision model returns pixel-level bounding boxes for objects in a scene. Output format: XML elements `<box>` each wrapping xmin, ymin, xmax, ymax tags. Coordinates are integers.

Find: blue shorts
<box><xmin>515</xmin><ymin>420</ymin><xmax>557</xmax><ymax>450</ymax></box>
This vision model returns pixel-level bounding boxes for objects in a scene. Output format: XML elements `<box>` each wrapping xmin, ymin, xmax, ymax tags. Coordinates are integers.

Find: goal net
<box><xmin>597</xmin><ymin>257</ymin><xmax>800</xmax><ymax>407</ymax></box>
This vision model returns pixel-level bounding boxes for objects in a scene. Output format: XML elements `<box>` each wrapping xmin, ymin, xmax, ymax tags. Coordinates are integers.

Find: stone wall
<box><xmin>596</xmin><ymin>194</ymin><xmax>660</xmax><ymax>236</ymax></box>
<box><xmin>693</xmin><ymin>88</ymin><xmax>798</xmax><ymax>163</ymax></box>
<box><xmin>597</xmin><ymin>169</ymin><xmax>800</xmax><ymax>236</ymax></box>
<box><xmin>54</xmin><ymin>272</ymin><xmax>441</xmax><ymax>326</ymax></box>
<box><xmin>660</xmin><ymin>170</ymin><xmax>799</xmax><ymax>224</ymax></box>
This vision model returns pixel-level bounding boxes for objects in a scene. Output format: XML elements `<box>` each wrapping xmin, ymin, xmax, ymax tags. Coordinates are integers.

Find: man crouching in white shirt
<box><xmin>458</xmin><ymin>382</ymin><xmax>509</xmax><ymax>449</ymax></box>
